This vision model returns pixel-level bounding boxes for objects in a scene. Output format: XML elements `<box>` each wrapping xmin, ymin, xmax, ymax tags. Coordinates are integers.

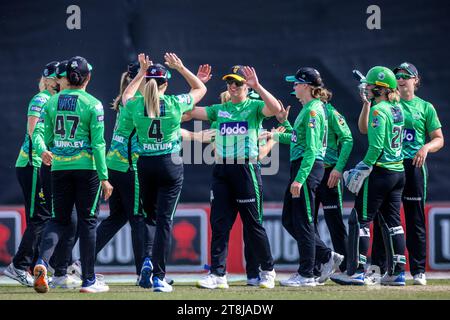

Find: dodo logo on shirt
<box><xmin>219</xmin><ymin>121</ymin><xmax>248</xmax><ymax>136</ymax></box>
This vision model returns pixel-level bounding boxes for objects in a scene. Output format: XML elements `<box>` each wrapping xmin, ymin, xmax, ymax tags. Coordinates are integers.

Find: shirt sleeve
<box><xmin>295</xmin><ymin>109</ymin><xmax>322</xmax><ymax>184</ymax></box>
<box><xmin>255</xmin><ymin>100</ymin><xmax>268</xmax><ymax>123</ymax></box>
<box><xmin>206</xmin><ymin>104</ymin><xmax>219</xmax><ymax>122</ymax></box>
<box><xmin>28</xmin><ymin>93</ymin><xmax>48</xmax><ymax>118</ymax></box>
<box><xmin>363</xmin><ymin>109</ymin><xmax>386</xmax><ymax>166</ymax></box>
<box><xmin>90</xmin><ymin>102</ymin><xmax>108</xmax><ymax>180</ymax></box>
<box><xmin>173</xmin><ymin>93</ymin><xmax>194</xmax><ymax>113</ymax></box>
<box><xmin>330</xmin><ymin>111</ymin><xmax>353</xmax><ymax>173</ymax></box>
<box><xmin>425</xmin><ymin>103</ymin><xmax>442</xmax><ymax>133</ymax></box>
<box><xmin>32</xmin><ymin>106</ymin><xmax>47</xmax><ymax>157</ymax></box>
<box><xmin>274</xmin><ymin>120</ymin><xmax>293</xmax><ymax>144</ymax></box>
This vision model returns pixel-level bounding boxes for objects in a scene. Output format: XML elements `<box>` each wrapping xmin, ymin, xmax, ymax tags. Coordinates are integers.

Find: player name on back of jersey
<box><xmin>55</xmin><ymin>140</ymin><xmax>85</xmax><ymax>148</ymax></box>
<box><xmin>142</xmin><ymin>142</ymin><xmax>173</xmax><ymax>151</ymax></box>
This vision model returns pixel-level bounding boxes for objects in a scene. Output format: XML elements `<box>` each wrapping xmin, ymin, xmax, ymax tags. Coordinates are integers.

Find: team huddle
<box><xmin>3</xmin><ymin>52</ymin><xmax>444</xmax><ymax>293</ymax></box>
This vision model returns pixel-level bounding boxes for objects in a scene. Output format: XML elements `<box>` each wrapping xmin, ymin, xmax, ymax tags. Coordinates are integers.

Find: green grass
<box><xmin>1</xmin><ymin>280</ymin><xmax>450</xmax><ymax>300</ymax></box>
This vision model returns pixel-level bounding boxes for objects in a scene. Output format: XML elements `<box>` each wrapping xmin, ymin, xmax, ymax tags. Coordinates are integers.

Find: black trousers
<box><xmin>282</xmin><ymin>158</ymin><xmax>331</xmax><ymax>278</ymax></box>
<box><xmin>371</xmin><ymin>159</ymin><xmax>427</xmax><ymax>275</ymax></box>
<box><xmin>210</xmin><ymin>162</ymin><xmax>274</xmax><ymax>277</ymax></box>
<box><xmin>138</xmin><ymin>154</ymin><xmax>183</xmax><ymax>280</ymax></box>
<box><xmin>96</xmin><ymin>169</ymin><xmax>146</xmax><ymax>275</ymax></box>
<box><xmin>314</xmin><ymin>166</ymin><xmax>348</xmax><ymax>272</ymax></box>
<box><xmin>13</xmin><ymin>165</ymin><xmax>52</xmax><ymax>271</ymax></box>
<box><xmin>353</xmin><ymin>166</ymin><xmax>406</xmax><ymax>274</ymax></box>
<box><xmin>39</xmin><ymin>170</ymin><xmax>101</xmax><ymax>282</ymax></box>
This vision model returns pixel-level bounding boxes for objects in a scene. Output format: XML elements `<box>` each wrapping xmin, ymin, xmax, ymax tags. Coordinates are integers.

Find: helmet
<box><xmin>362</xmin><ymin>66</ymin><xmax>397</xmax><ymax>89</ymax></box>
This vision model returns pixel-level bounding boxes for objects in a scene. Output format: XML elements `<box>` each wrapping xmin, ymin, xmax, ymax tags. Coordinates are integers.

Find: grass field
<box><xmin>1</xmin><ymin>280</ymin><xmax>450</xmax><ymax>300</ymax></box>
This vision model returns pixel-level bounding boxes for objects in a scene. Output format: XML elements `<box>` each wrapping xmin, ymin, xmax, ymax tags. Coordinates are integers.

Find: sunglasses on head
<box><xmin>395</xmin><ymin>73</ymin><xmax>414</xmax><ymax>80</ymax></box>
<box><xmin>226</xmin><ymin>79</ymin><xmax>244</xmax><ymax>87</ymax></box>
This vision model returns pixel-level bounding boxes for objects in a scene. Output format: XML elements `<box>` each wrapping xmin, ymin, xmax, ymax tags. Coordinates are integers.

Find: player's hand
<box><xmin>197</xmin><ymin>64</ymin><xmax>212</xmax><ymax>83</ymax></box>
<box><xmin>137</xmin><ymin>53</ymin><xmax>152</xmax><ymax>75</ymax></box>
<box><xmin>164</xmin><ymin>52</ymin><xmax>184</xmax><ymax>71</ymax></box>
<box><xmin>412</xmin><ymin>145</ymin><xmax>429</xmax><ymax>167</ymax></box>
<box><xmin>290</xmin><ymin>181</ymin><xmax>302</xmax><ymax>198</ymax></box>
<box><xmin>241</xmin><ymin>66</ymin><xmax>259</xmax><ymax>89</ymax></box>
<box><xmin>41</xmin><ymin>151</ymin><xmax>53</xmax><ymax>166</ymax></box>
<box><xmin>199</xmin><ymin>129</ymin><xmax>216</xmax><ymax>143</ymax></box>
<box><xmin>275</xmin><ymin>100</ymin><xmax>291</xmax><ymax>124</ymax></box>
<box><xmin>258</xmin><ymin>130</ymin><xmax>273</xmax><ymax>141</ymax></box>
<box><xmin>181</xmin><ymin>112</ymin><xmax>193</xmax><ymax>122</ymax></box>
<box><xmin>327</xmin><ymin>169</ymin><xmax>342</xmax><ymax>188</ymax></box>
<box><xmin>359</xmin><ymin>84</ymin><xmax>371</xmax><ymax>105</ymax></box>
<box><xmin>101</xmin><ymin>180</ymin><xmax>114</xmax><ymax>201</ymax></box>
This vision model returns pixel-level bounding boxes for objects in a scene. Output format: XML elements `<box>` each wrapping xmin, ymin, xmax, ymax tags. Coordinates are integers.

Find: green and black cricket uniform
<box><xmin>97</xmin><ymin>93</ymin><xmax>147</xmax><ymax>276</ymax></box>
<box><xmin>206</xmin><ymin>99</ymin><xmax>274</xmax><ymax>277</ymax></box>
<box><xmin>276</xmin><ymin>98</ymin><xmax>331</xmax><ymax>278</ymax></box>
<box><xmin>314</xmin><ymin>103</ymin><xmax>353</xmax><ymax>272</ymax></box>
<box><xmin>128</xmin><ymin>93</ymin><xmax>192</xmax><ymax>280</ymax></box>
<box><xmin>371</xmin><ymin>96</ymin><xmax>442</xmax><ymax>275</ymax></box>
<box><xmin>353</xmin><ymin>101</ymin><xmax>406</xmax><ymax>275</ymax></box>
<box><xmin>13</xmin><ymin>90</ymin><xmax>52</xmax><ymax>272</ymax></box>
<box><xmin>37</xmin><ymin>88</ymin><xmax>108</xmax><ymax>283</ymax></box>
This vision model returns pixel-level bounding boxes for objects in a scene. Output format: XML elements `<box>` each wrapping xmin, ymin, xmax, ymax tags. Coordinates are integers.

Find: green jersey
<box><xmin>206</xmin><ymin>99</ymin><xmax>266</xmax><ymax>160</ymax></box>
<box><xmin>400</xmin><ymin>96</ymin><xmax>442</xmax><ymax>159</ymax></box>
<box><xmin>276</xmin><ymin>99</ymin><xmax>327</xmax><ymax>184</ymax></box>
<box><xmin>106</xmin><ymin>93</ymin><xmax>142</xmax><ymax>172</ymax></box>
<box><xmin>323</xmin><ymin>103</ymin><xmax>353</xmax><ymax>173</ymax></box>
<box><xmin>127</xmin><ymin>93</ymin><xmax>194</xmax><ymax>156</ymax></box>
<box><xmin>363</xmin><ymin>100</ymin><xmax>404</xmax><ymax>172</ymax></box>
<box><xmin>16</xmin><ymin>90</ymin><xmax>51</xmax><ymax>168</ymax></box>
<box><xmin>41</xmin><ymin>89</ymin><xmax>108</xmax><ymax>180</ymax></box>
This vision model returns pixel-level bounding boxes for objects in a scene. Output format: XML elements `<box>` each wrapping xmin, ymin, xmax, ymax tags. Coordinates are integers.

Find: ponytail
<box><xmin>387</xmin><ymin>88</ymin><xmax>400</xmax><ymax>104</ymax></box>
<box><xmin>144</xmin><ymin>78</ymin><xmax>160</xmax><ymax>118</ymax></box>
<box><xmin>311</xmin><ymin>86</ymin><xmax>332</xmax><ymax>103</ymax></box>
<box><xmin>38</xmin><ymin>77</ymin><xmax>45</xmax><ymax>92</ymax></box>
<box><xmin>112</xmin><ymin>72</ymin><xmax>130</xmax><ymax>111</ymax></box>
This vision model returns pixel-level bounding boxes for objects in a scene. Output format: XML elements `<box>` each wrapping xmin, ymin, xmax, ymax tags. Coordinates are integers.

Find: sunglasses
<box><xmin>395</xmin><ymin>73</ymin><xmax>414</xmax><ymax>80</ymax></box>
<box><xmin>226</xmin><ymin>79</ymin><xmax>244</xmax><ymax>87</ymax></box>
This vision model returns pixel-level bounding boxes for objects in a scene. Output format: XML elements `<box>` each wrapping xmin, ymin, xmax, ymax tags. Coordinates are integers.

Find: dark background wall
<box><xmin>0</xmin><ymin>0</ymin><xmax>449</xmax><ymax>204</ymax></box>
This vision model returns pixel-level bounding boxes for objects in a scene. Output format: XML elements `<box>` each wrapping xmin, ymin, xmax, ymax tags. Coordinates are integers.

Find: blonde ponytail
<box><xmin>387</xmin><ymin>89</ymin><xmax>400</xmax><ymax>104</ymax></box>
<box><xmin>112</xmin><ymin>72</ymin><xmax>130</xmax><ymax>111</ymax></box>
<box><xmin>144</xmin><ymin>78</ymin><xmax>160</xmax><ymax>118</ymax></box>
<box><xmin>311</xmin><ymin>87</ymin><xmax>332</xmax><ymax>103</ymax></box>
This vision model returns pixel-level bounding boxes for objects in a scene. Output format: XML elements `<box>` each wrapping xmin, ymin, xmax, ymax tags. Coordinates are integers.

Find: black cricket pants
<box><xmin>13</xmin><ymin>164</ymin><xmax>52</xmax><ymax>271</ymax></box>
<box><xmin>371</xmin><ymin>159</ymin><xmax>428</xmax><ymax>276</ymax></box>
<box><xmin>210</xmin><ymin>162</ymin><xmax>274</xmax><ymax>277</ymax></box>
<box><xmin>314</xmin><ymin>166</ymin><xmax>348</xmax><ymax>272</ymax></box>
<box><xmin>95</xmin><ymin>168</ymin><xmax>146</xmax><ymax>275</ymax></box>
<box><xmin>353</xmin><ymin>166</ymin><xmax>406</xmax><ymax>274</ymax></box>
<box><xmin>282</xmin><ymin>158</ymin><xmax>331</xmax><ymax>278</ymax></box>
<box><xmin>138</xmin><ymin>154</ymin><xmax>183</xmax><ymax>280</ymax></box>
<box><xmin>39</xmin><ymin>170</ymin><xmax>101</xmax><ymax>282</ymax></box>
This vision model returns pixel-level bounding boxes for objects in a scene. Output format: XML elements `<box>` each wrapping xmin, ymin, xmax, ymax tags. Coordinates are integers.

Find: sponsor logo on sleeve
<box><xmin>30</xmin><ymin>105</ymin><xmax>43</xmax><ymax>112</ymax></box>
<box><xmin>97</xmin><ymin>115</ymin><xmax>104</xmax><ymax>122</ymax></box>
<box><xmin>310</xmin><ymin>110</ymin><xmax>317</xmax><ymax>117</ymax></box>
<box><xmin>338</xmin><ymin>115</ymin><xmax>346</xmax><ymax>126</ymax></box>
<box><xmin>219</xmin><ymin>121</ymin><xmax>248</xmax><ymax>136</ymax></box>
<box><xmin>176</xmin><ymin>94</ymin><xmax>192</xmax><ymax>105</ymax></box>
<box><xmin>309</xmin><ymin>118</ymin><xmax>316</xmax><ymax>128</ymax></box>
<box><xmin>291</xmin><ymin>130</ymin><xmax>297</xmax><ymax>142</ymax></box>
<box><xmin>371</xmin><ymin>117</ymin><xmax>379</xmax><ymax>128</ymax></box>
<box><xmin>33</xmin><ymin>96</ymin><xmax>48</xmax><ymax>104</ymax></box>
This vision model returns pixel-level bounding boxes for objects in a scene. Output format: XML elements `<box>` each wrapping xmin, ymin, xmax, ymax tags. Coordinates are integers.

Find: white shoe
<box><xmin>259</xmin><ymin>269</ymin><xmax>276</xmax><ymax>289</ymax></box>
<box><xmin>47</xmin><ymin>264</ymin><xmax>55</xmax><ymax>277</ymax></box>
<box><xmin>246</xmin><ymin>277</ymin><xmax>260</xmax><ymax>286</ymax></box>
<box><xmin>50</xmin><ymin>274</ymin><xmax>82</xmax><ymax>289</ymax></box>
<box><xmin>67</xmin><ymin>260</ymin><xmax>82</xmax><ymax>278</ymax></box>
<box><xmin>413</xmin><ymin>273</ymin><xmax>427</xmax><ymax>286</ymax></box>
<box><xmin>279</xmin><ymin>273</ymin><xmax>316</xmax><ymax>287</ymax></box>
<box><xmin>153</xmin><ymin>277</ymin><xmax>173</xmax><ymax>293</ymax></box>
<box><xmin>330</xmin><ymin>272</ymin><xmax>365</xmax><ymax>286</ymax></box>
<box><xmin>197</xmin><ymin>273</ymin><xmax>229</xmax><ymax>289</ymax></box>
<box><xmin>79</xmin><ymin>275</ymin><xmax>109</xmax><ymax>293</ymax></box>
<box><xmin>318</xmin><ymin>252</ymin><xmax>344</xmax><ymax>284</ymax></box>
<box><xmin>3</xmin><ymin>263</ymin><xmax>34</xmax><ymax>287</ymax></box>
<box><xmin>364</xmin><ymin>271</ymin><xmax>381</xmax><ymax>285</ymax></box>
<box><xmin>314</xmin><ymin>276</ymin><xmax>325</xmax><ymax>286</ymax></box>
<box><xmin>380</xmin><ymin>271</ymin><xmax>405</xmax><ymax>286</ymax></box>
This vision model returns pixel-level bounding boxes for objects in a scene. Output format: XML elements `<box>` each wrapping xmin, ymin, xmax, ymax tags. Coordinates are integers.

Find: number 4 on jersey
<box><xmin>148</xmin><ymin>119</ymin><xmax>163</xmax><ymax>142</ymax></box>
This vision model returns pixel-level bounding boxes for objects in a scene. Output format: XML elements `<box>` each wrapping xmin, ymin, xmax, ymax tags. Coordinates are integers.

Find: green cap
<box><xmin>362</xmin><ymin>66</ymin><xmax>397</xmax><ymax>89</ymax></box>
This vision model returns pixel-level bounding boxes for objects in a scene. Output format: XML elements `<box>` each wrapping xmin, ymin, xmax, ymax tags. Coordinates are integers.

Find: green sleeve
<box><xmin>43</xmin><ymin>106</ymin><xmax>54</xmax><ymax>153</ymax></box>
<box><xmin>90</xmin><ymin>103</ymin><xmax>108</xmax><ymax>180</ymax></box>
<box><xmin>363</xmin><ymin>110</ymin><xmax>386</xmax><ymax>166</ymax></box>
<box><xmin>206</xmin><ymin>104</ymin><xmax>219</xmax><ymax>122</ymax></box>
<box><xmin>294</xmin><ymin>112</ymin><xmax>321</xmax><ymax>184</ymax></box>
<box><xmin>331</xmin><ymin>112</ymin><xmax>353</xmax><ymax>173</ymax></box>
<box><xmin>425</xmin><ymin>103</ymin><xmax>442</xmax><ymax>134</ymax></box>
<box><xmin>32</xmin><ymin>110</ymin><xmax>47</xmax><ymax>157</ymax></box>
<box><xmin>27</xmin><ymin>94</ymin><xmax>48</xmax><ymax>118</ymax></box>
<box><xmin>255</xmin><ymin>100</ymin><xmax>268</xmax><ymax>123</ymax></box>
<box><xmin>278</xmin><ymin>120</ymin><xmax>293</xmax><ymax>133</ymax></box>
<box><xmin>174</xmin><ymin>93</ymin><xmax>194</xmax><ymax>113</ymax></box>
<box><xmin>274</xmin><ymin>120</ymin><xmax>293</xmax><ymax>144</ymax></box>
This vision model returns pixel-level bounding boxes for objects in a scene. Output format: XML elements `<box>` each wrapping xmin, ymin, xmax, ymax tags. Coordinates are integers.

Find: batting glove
<box><xmin>343</xmin><ymin>161</ymin><xmax>373</xmax><ymax>195</ymax></box>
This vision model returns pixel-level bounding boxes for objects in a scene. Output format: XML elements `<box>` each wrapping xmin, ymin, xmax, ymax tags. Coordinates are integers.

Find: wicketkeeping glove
<box><xmin>343</xmin><ymin>161</ymin><xmax>373</xmax><ymax>195</ymax></box>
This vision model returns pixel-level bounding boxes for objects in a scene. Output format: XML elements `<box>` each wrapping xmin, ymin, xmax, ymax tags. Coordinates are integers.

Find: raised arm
<box><xmin>164</xmin><ymin>53</ymin><xmax>207</xmax><ymax>105</ymax></box>
<box><xmin>241</xmin><ymin>66</ymin><xmax>281</xmax><ymax>117</ymax></box>
<box><xmin>122</xmin><ymin>53</ymin><xmax>152</xmax><ymax>106</ymax></box>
